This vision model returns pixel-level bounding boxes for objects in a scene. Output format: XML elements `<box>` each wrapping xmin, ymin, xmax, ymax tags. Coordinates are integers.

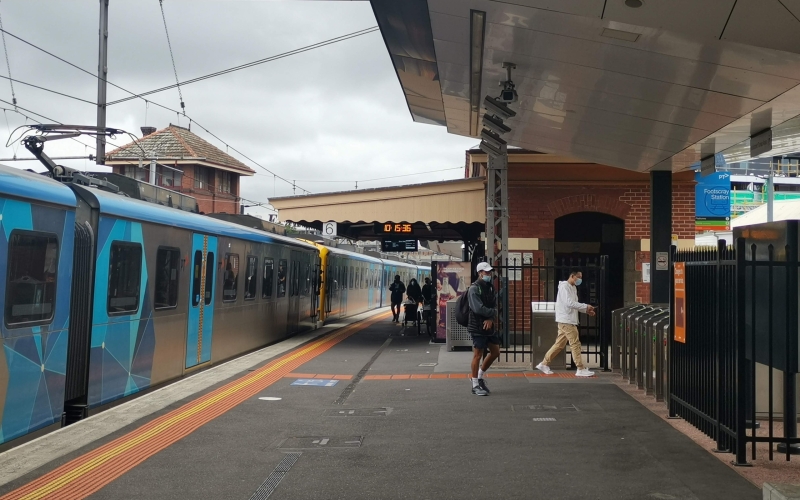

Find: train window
<box><xmin>278</xmin><ymin>259</ymin><xmax>287</xmax><ymax>297</ymax></box>
<box><xmin>108</xmin><ymin>242</ymin><xmax>142</xmax><ymax>315</ymax></box>
<box><xmin>5</xmin><ymin>231</ymin><xmax>58</xmax><ymax>326</ymax></box>
<box><xmin>244</xmin><ymin>256</ymin><xmax>257</xmax><ymax>300</ymax></box>
<box><xmin>222</xmin><ymin>253</ymin><xmax>239</xmax><ymax>302</ymax></box>
<box><xmin>262</xmin><ymin>258</ymin><xmax>274</xmax><ymax>298</ymax></box>
<box><xmin>192</xmin><ymin>251</ymin><xmax>202</xmax><ymax>307</ymax></box>
<box><xmin>154</xmin><ymin>247</ymin><xmax>180</xmax><ymax>310</ymax></box>
<box><xmin>349</xmin><ymin>266</ymin><xmax>354</xmax><ymax>289</ymax></box>
<box><xmin>205</xmin><ymin>252</ymin><xmax>214</xmax><ymax>305</ymax></box>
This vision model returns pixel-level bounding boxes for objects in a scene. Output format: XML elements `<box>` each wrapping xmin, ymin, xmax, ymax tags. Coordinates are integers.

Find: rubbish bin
<box><xmin>531</xmin><ymin>302</ymin><xmax>565</xmax><ymax>370</ymax></box>
<box><xmin>445</xmin><ymin>299</ymin><xmax>472</xmax><ymax>351</ymax></box>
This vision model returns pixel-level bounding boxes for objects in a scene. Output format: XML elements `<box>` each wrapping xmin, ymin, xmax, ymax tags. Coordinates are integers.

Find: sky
<box><xmin>0</xmin><ymin>0</ymin><xmax>477</xmax><ymax>218</ymax></box>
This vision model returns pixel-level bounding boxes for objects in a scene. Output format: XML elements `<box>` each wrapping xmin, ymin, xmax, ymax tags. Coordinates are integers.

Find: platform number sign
<box><xmin>323</xmin><ymin>222</ymin><xmax>337</xmax><ymax>237</ymax></box>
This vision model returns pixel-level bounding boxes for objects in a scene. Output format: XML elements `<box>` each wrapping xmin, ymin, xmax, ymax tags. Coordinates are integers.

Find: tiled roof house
<box><xmin>106</xmin><ymin>124</ymin><xmax>255</xmax><ymax>214</ymax></box>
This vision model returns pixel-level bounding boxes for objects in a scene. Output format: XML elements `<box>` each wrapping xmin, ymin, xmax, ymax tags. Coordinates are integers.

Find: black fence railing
<box><xmin>494</xmin><ymin>256</ymin><xmax>609</xmax><ymax>368</ymax></box>
<box><xmin>669</xmin><ymin>238</ymin><xmax>800</xmax><ymax>463</ymax></box>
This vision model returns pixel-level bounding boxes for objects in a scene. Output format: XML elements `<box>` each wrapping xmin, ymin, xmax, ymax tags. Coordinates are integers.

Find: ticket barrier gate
<box><xmin>612</xmin><ymin>304</ymin><xmax>670</xmax><ymax>403</ymax></box>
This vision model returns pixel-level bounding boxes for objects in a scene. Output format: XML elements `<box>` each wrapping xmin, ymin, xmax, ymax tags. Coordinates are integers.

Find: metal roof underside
<box><xmin>370</xmin><ymin>0</ymin><xmax>800</xmax><ymax>173</ymax></box>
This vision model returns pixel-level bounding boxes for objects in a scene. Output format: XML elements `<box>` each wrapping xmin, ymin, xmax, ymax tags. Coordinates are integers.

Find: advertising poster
<box><xmin>695</xmin><ymin>171</ymin><xmax>731</xmax><ymax>232</ymax></box>
<box><xmin>434</xmin><ymin>261</ymin><xmax>472</xmax><ymax>341</ymax></box>
<box><xmin>674</xmin><ymin>262</ymin><xmax>686</xmax><ymax>343</ymax></box>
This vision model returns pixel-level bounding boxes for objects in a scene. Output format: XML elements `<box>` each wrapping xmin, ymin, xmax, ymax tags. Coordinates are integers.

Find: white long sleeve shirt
<box><xmin>555</xmin><ymin>280</ymin><xmax>587</xmax><ymax>325</ymax></box>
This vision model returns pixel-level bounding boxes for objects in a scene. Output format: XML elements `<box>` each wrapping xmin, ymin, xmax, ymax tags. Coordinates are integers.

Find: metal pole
<box><xmin>95</xmin><ymin>0</ymin><xmax>109</xmax><ymax>165</ymax></box>
<box><xmin>149</xmin><ymin>158</ymin><xmax>156</xmax><ymax>185</ymax></box>
<box><xmin>485</xmin><ymin>148</ymin><xmax>508</xmax><ymax>267</ymax></box>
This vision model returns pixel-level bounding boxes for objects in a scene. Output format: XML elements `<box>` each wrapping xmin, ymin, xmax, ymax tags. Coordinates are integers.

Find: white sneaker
<box><xmin>575</xmin><ymin>368</ymin><xmax>595</xmax><ymax>377</ymax></box>
<box><xmin>535</xmin><ymin>363</ymin><xmax>553</xmax><ymax>375</ymax></box>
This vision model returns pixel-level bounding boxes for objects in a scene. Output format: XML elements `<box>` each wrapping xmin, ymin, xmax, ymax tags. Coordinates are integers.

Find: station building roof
<box><xmin>369</xmin><ymin>0</ymin><xmax>800</xmax><ymax>173</ymax></box>
<box><xmin>270</xmin><ymin>176</ymin><xmax>485</xmax><ymax>241</ymax></box>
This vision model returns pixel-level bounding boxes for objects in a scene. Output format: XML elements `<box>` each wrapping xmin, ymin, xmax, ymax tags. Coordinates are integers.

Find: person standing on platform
<box><xmin>468</xmin><ymin>262</ymin><xmax>500</xmax><ymax>396</ymax></box>
<box><xmin>407</xmin><ymin>278</ymin><xmax>423</xmax><ymax>304</ymax></box>
<box><xmin>421</xmin><ymin>277</ymin><xmax>434</xmax><ymax>306</ymax></box>
<box><xmin>389</xmin><ymin>275</ymin><xmax>405</xmax><ymax>323</ymax></box>
<box><xmin>536</xmin><ymin>270</ymin><xmax>596</xmax><ymax>377</ymax></box>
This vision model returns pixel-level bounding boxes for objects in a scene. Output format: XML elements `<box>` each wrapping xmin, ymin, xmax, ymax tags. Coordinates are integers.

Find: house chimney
<box><xmin>141</xmin><ymin>126</ymin><xmax>156</xmax><ymax>137</ymax></box>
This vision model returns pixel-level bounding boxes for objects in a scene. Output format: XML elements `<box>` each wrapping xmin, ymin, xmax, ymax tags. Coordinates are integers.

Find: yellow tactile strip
<box><xmin>284</xmin><ymin>372</ymin><xmax>597</xmax><ymax>380</ymax></box>
<box><xmin>1</xmin><ymin>311</ymin><xmax>390</xmax><ymax>500</ymax></box>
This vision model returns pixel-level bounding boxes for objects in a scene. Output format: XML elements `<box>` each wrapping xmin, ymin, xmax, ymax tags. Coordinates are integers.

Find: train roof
<box><xmin>0</xmin><ymin>164</ymin><xmax>77</xmax><ymax>209</ymax></box>
<box><xmin>72</xmin><ymin>184</ymin><xmax>316</xmax><ymax>251</ymax></box>
<box><xmin>380</xmin><ymin>258</ymin><xmax>421</xmax><ymax>270</ymax></box>
<box><xmin>324</xmin><ymin>245</ymin><xmax>384</xmax><ymax>264</ymax></box>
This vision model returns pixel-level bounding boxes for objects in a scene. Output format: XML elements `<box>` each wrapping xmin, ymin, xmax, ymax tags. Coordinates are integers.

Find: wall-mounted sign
<box><xmin>655</xmin><ymin>252</ymin><xmax>669</xmax><ymax>271</ymax></box>
<box><xmin>375</xmin><ymin>222</ymin><xmax>414</xmax><ymax>234</ymax></box>
<box><xmin>674</xmin><ymin>262</ymin><xmax>686</xmax><ymax>343</ymax></box>
<box><xmin>382</xmin><ymin>238</ymin><xmax>418</xmax><ymax>252</ymax></box>
<box><xmin>642</xmin><ymin>263</ymin><xmax>651</xmax><ymax>283</ymax></box>
<box><xmin>695</xmin><ymin>171</ymin><xmax>730</xmax><ymax>232</ymax></box>
<box><xmin>750</xmin><ymin>128</ymin><xmax>773</xmax><ymax>157</ymax></box>
<box><xmin>323</xmin><ymin>221</ymin><xmax>337</xmax><ymax>237</ymax></box>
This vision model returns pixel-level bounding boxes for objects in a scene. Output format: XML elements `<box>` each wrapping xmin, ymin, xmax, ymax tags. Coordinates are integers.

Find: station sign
<box><xmin>750</xmin><ymin>128</ymin><xmax>772</xmax><ymax>157</ymax></box>
<box><xmin>695</xmin><ymin>171</ymin><xmax>730</xmax><ymax>232</ymax></box>
<box><xmin>381</xmin><ymin>238</ymin><xmax>418</xmax><ymax>252</ymax></box>
<box><xmin>375</xmin><ymin>222</ymin><xmax>414</xmax><ymax>235</ymax></box>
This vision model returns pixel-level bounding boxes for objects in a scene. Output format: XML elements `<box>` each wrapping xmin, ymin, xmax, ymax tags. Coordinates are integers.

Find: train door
<box><xmin>186</xmin><ymin>234</ymin><xmax>217</xmax><ymax>369</ymax></box>
<box><xmin>288</xmin><ymin>250</ymin><xmax>301</xmax><ymax>332</ymax></box>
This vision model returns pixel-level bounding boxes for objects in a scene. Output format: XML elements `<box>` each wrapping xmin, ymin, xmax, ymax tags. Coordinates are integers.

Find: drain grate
<box><xmin>278</xmin><ymin>436</ymin><xmax>363</xmax><ymax>449</ymax></box>
<box><xmin>323</xmin><ymin>408</ymin><xmax>392</xmax><ymax>417</ymax></box>
<box><xmin>249</xmin><ymin>452</ymin><xmax>301</xmax><ymax>500</ymax></box>
<box><xmin>531</xmin><ymin>418</ymin><xmax>557</xmax><ymax>422</ymax></box>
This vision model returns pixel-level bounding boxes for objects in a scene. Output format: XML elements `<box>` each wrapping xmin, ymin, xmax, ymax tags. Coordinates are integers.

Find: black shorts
<box><xmin>471</xmin><ymin>335</ymin><xmax>501</xmax><ymax>350</ymax></box>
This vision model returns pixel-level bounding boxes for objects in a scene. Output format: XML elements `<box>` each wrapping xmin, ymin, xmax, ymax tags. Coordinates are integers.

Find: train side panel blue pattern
<box><xmin>0</xmin><ymin>199</ymin><xmax>75</xmax><ymax>444</ymax></box>
<box><xmin>87</xmin><ymin>217</ymin><xmax>154</xmax><ymax>408</ymax></box>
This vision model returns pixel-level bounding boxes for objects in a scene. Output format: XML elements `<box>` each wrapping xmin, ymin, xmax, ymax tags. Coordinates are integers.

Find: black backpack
<box><xmin>455</xmin><ymin>284</ymin><xmax>479</xmax><ymax>327</ymax></box>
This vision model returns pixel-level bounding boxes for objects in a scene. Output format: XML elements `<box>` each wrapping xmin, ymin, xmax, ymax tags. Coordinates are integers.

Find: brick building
<box><xmin>106</xmin><ymin>124</ymin><xmax>255</xmax><ymax>214</ymax></box>
<box><xmin>467</xmin><ymin>149</ymin><xmax>695</xmax><ymax>308</ymax></box>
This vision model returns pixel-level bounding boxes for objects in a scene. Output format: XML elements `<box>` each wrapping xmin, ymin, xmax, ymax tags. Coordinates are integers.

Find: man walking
<box><xmin>468</xmin><ymin>262</ymin><xmax>500</xmax><ymax>396</ymax></box>
<box><xmin>536</xmin><ymin>270</ymin><xmax>596</xmax><ymax>377</ymax></box>
<box><xmin>389</xmin><ymin>275</ymin><xmax>405</xmax><ymax>323</ymax></box>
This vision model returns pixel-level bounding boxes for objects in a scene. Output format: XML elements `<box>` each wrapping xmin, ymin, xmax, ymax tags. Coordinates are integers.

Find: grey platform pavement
<box><xmin>0</xmin><ymin>310</ymin><xmax>761</xmax><ymax>499</ymax></box>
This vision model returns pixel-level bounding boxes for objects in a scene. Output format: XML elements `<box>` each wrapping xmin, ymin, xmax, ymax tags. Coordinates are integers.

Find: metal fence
<box><xmin>494</xmin><ymin>256</ymin><xmax>609</xmax><ymax>368</ymax></box>
<box><xmin>669</xmin><ymin>239</ymin><xmax>799</xmax><ymax>463</ymax></box>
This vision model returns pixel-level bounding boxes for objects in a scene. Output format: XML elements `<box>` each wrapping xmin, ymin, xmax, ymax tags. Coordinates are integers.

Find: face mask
<box><xmin>575</xmin><ymin>278</ymin><xmax>582</xmax><ymax>286</ymax></box>
<box><xmin>482</xmin><ymin>275</ymin><xmax>492</xmax><ymax>282</ymax></box>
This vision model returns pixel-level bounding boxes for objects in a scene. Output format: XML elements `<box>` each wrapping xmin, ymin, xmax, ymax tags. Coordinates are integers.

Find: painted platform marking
<box><xmin>290</xmin><ymin>379</ymin><xmax>338</xmax><ymax>387</ymax></box>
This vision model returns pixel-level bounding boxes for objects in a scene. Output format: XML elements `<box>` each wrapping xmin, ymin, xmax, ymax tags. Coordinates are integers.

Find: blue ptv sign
<box><xmin>695</xmin><ymin>171</ymin><xmax>730</xmax><ymax>232</ymax></box>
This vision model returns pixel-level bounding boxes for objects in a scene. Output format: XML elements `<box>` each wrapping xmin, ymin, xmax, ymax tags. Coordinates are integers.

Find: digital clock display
<box><xmin>376</xmin><ymin>222</ymin><xmax>414</xmax><ymax>234</ymax></box>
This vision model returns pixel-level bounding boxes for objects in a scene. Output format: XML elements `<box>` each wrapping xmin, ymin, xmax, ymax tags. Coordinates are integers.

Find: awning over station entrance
<box><xmin>270</xmin><ymin>177</ymin><xmax>485</xmax><ymax>241</ymax></box>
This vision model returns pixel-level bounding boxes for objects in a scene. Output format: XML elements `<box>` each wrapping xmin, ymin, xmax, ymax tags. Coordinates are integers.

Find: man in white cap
<box><xmin>536</xmin><ymin>269</ymin><xmax>596</xmax><ymax>377</ymax></box>
<box><xmin>468</xmin><ymin>261</ymin><xmax>500</xmax><ymax>396</ymax></box>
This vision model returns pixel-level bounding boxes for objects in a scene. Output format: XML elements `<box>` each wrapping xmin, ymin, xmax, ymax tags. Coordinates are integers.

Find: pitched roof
<box><xmin>106</xmin><ymin>124</ymin><xmax>256</xmax><ymax>175</ymax></box>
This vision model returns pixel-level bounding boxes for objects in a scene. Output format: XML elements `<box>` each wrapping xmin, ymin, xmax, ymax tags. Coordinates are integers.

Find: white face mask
<box><xmin>575</xmin><ymin>278</ymin><xmax>582</xmax><ymax>286</ymax></box>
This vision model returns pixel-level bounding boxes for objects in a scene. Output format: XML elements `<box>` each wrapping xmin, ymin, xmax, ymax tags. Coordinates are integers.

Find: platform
<box><xmin>0</xmin><ymin>309</ymin><xmax>760</xmax><ymax>500</ymax></box>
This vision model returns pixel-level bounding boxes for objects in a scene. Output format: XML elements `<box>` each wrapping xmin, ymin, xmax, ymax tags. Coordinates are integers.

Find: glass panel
<box><xmin>245</xmin><ymin>256</ymin><xmax>257</xmax><ymax>300</ymax></box>
<box><xmin>107</xmin><ymin>242</ymin><xmax>142</xmax><ymax>315</ymax></box>
<box><xmin>277</xmin><ymin>259</ymin><xmax>287</xmax><ymax>298</ymax></box>
<box><xmin>262</xmin><ymin>258</ymin><xmax>274</xmax><ymax>298</ymax></box>
<box><xmin>222</xmin><ymin>253</ymin><xmax>239</xmax><ymax>302</ymax></box>
<box><xmin>192</xmin><ymin>250</ymin><xmax>202</xmax><ymax>307</ymax></box>
<box><xmin>204</xmin><ymin>252</ymin><xmax>214</xmax><ymax>305</ymax></box>
<box><xmin>5</xmin><ymin>231</ymin><xmax>58</xmax><ymax>325</ymax></box>
<box><xmin>154</xmin><ymin>247</ymin><xmax>180</xmax><ymax>309</ymax></box>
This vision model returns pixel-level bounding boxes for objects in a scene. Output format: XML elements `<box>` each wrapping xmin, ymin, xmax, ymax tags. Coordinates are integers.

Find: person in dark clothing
<box><xmin>421</xmin><ymin>277</ymin><xmax>434</xmax><ymax>305</ymax></box>
<box><xmin>406</xmin><ymin>278</ymin><xmax>423</xmax><ymax>304</ymax></box>
<box><xmin>468</xmin><ymin>262</ymin><xmax>500</xmax><ymax>396</ymax></box>
<box><xmin>389</xmin><ymin>275</ymin><xmax>405</xmax><ymax>322</ymax></box>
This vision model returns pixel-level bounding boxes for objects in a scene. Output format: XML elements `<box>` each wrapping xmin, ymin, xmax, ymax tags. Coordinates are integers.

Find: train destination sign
<box><xmin>375</xmin><ymin>222</ymin><xmax>414</xmax><ymax>234</ymax></box>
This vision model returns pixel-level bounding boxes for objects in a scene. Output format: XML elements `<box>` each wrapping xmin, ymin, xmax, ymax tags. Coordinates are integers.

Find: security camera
<box><xmin>484</xmin><ymin>96</ymin><xmax>516</xmax><ymax>120</ymax></box>
<box><xmin>482</xmin><ymin>114</ymin><xmax>511</xmax><ymax>136</ymax></box>
<box><xmin>499</xmin><ymin>83</ymin><xmax>518</xmax><ymax>104</ymax></box>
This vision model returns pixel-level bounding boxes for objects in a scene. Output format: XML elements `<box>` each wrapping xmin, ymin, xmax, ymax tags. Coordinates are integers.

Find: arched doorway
<box><xmin>554</xmin><ymin>212</ymin><xmax>625</xmax><ymax>368</ymax></box>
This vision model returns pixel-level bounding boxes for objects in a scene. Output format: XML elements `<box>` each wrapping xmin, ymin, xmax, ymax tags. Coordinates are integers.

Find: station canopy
<box><xmin>269</xmin><ymin>177</ymin><xmax>485</xmax><ymax>241</ymax></box>
<box><xmin>367</xmin><ymin>0</ymin><xmax>800</xmax><ymax>172</ymax></box>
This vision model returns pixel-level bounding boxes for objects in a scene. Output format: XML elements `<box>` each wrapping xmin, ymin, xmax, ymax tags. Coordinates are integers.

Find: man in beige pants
<box><xmin>536</xmin><ymin>270</ymin><xmax>596</xmax><ymax>377</ymax></box>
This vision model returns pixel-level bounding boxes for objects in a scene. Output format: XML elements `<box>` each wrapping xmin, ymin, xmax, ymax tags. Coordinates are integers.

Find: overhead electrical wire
<box><xmin>158</xmin><ymin>0</ymin><xmax>185</xmax><ymax>113</ymax></box>
<box><xmin>0</xmin><ymin>2</ymin><xmax>16</xmax><ymax>108</ymax></box>
<box><xmin>0</xmin><ymin>26</ymin><xmax>387</xmax><ymax>195</ymax></box>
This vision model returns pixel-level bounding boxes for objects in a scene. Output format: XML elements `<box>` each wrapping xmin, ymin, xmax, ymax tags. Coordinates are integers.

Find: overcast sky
<box><xmin>0</xmin><ymin>0</ymin><xmax>476</xmax><ymax>218</ymax></box>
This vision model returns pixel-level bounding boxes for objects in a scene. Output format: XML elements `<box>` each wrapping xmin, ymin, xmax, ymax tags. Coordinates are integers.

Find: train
<box><xmin>0</xmin><ymin>163</ymin><xmax>429</xmax><ymax>448</ymax></box>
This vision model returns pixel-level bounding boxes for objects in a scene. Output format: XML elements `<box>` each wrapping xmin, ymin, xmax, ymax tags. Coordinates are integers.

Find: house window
<box><xmin>217</xmin><ymin>171</ymin><xmax>231</xmax><ymax>194</ymax></box>
<box><xmin>194</xmin><ymin>166</ymin><xmax>210</xmax><ymax>190</ymax></box>
<box><xmin>158</xmin><ymin>165</ymin><xmax>183</xmax><ymax>189</ymax></box>
<box><xmin>123</xmin><ymin>164</ymin><xmax>148</xmax><ymax>182</ymax></box>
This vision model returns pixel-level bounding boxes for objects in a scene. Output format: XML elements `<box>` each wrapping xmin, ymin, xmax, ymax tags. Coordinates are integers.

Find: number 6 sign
<box><xmin>323</xmin><ymin>222</ymin><xmax>337</xmax><ymax>236</ymax></box>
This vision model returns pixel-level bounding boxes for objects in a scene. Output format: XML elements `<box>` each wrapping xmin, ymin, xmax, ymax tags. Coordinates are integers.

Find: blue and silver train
<box><xmin>0</xmin><ymin>164</ymin><xmax>428</xmax><ymax>448</ymax></box>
